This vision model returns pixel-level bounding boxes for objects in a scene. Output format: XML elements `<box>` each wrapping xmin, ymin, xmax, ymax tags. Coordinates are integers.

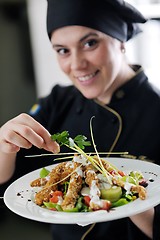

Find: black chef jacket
<box><xmin>3</xmin><ymin>66</ymin><xmax>160</xmax><ymax>240</ymax></box>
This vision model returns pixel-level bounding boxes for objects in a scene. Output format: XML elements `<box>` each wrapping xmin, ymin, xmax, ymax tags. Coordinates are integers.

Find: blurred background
<box><xmin>0</xmin><ymin>0</ymin><xmax>160</xmax><ymax>239</ymax></box>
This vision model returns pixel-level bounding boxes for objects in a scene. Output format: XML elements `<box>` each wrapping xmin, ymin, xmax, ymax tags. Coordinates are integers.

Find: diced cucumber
<box><xmin>100</xmin><ymin>186</ymin><xmax>122</xmax><ymax>202</ymax></box>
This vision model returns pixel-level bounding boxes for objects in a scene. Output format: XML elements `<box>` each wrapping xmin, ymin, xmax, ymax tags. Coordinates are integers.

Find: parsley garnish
<box><xmin>51</xmin><ymin>131</ymin><xmax>91</xmax><ymax>150</ymax></box>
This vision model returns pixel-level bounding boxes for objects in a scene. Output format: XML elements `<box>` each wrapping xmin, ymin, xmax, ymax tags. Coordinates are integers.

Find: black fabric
<box><xmin>153</xmin><ymin>204</ymin><xmax>160</xmax><ymax>240</ymax></box>
<box><xmin>47</xmin><ymin>0</ymin><xmax>146</xmax><ymax>42</ymax></box>
<box><xmin>2</xmin><ymin>66</ymin><xmax>160</xmax><ymax>239</ymax></box>
<box><xmin>51</xmin><ymin>219</ymin><xmax>129</xmax><ymax>240</ymax></box>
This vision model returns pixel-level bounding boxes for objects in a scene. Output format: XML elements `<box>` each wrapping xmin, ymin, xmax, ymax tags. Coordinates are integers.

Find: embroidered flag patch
<box><xmin>29</xmin><ymin>104</ymin><xmax>41</xmax><ymax>115</ymax></box>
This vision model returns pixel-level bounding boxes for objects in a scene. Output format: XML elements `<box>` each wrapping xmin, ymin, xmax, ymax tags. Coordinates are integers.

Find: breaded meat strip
<box><xmin>30</xmin><ymin>178</ymin><xmax>48</xmax><ymax>187</ymax></box>
<box><xmin>113</xmin><ymin>177</ymin><xmax>147</xmax><ymax>200</ymax></box>
<box><xmin>34</xmin><ymin>186</ymin><xmax>53</xmax><ymax>205</ymax></box>
<box><xmin>33</xmin><ymin>162</ymin><xmax>67</xmax><ymax>205</ymax></box>
<box><xmin>30</xmin><ymin>162</ymin><xmax>67</xmax><ymax>188</ymax></box>
<box><xmin>84</xmin><ymin>164</ymin><xmax>101</xmax><ymax>210</ymax></box>
<box><xmin>59</xmin><ymin>161</ymin><xmax>79</xmax><ymax>184</ymax></box>
<box><xmin>84</xmin><ymin>164</ymin><xmax>99</xmax><ymax>192</ymax></box>
<box><xmin>45</xmin><ymin>162</ymin><xmax>67</xmax><ymax>187</ymax></box>
<box><xmin>61</xmin><ymin>164</ymin><xmax>83</xmax><ymax>210</ymax></box>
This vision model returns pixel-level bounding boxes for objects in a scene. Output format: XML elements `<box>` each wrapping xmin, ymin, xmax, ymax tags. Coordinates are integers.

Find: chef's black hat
<box><xmin>47</xmin><ymin>0</ymin><xmax>146</xmax><ymax>42</ymax></box>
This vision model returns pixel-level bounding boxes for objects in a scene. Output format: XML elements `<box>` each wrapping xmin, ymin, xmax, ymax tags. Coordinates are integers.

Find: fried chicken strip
<box><xmin>30</xmin><ymin>178</ymin><xmax>48</xmax><ymax>187</ymax></box>
<box><xmin>45</xmin><ymin>162</ymin><xmax>67</xmax><ymax>187</ymax></box>
<box><xmin>34</xmin><ymin>186</ymin><xmax>53</xmax><ymax>205</ymax></box>
<box><xmin>33</xmin><ymin>162</ymin><xmax>67</xmax><ymax>205</ymax></box>
<box><xmin>61</xmin><ymin>163</ymin><xmax>83</xmax><ymax>210</ymax></box>
<box><xmin>84</xmin><ymin>164</ymin><xmax>101</xmax><ymax>210</ymax></box>
<box><xmin>113</xmin><ymin>177</ymin><xmax>147</xmax><ymax>200</ymax></box>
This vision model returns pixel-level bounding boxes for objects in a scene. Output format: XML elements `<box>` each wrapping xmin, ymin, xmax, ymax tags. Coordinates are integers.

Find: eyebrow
<box><xmin>79</xmin><ymin>32</ymin><xmax>99</xmax><ymax>42</ymax></box>
<box><xmin>52</xmin><ymin>32</ymin><xmax>99</xmax><ymax>48</ymax></box>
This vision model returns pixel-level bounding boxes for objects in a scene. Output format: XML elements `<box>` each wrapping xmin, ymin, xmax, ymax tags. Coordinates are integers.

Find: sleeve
<box><xmin>127</xmin><ymin>204</ymin><xmax>160</xmax><ymax>240</ymax></box>
<box><xmin>128</xmin><ymin>219</ymin><xmax>151</xmax><ymax>240</ymax></box>
<box><xmin>153</xmin><ymin>204</ymin><xmax>160</xmax><ymax>239</ymax></box>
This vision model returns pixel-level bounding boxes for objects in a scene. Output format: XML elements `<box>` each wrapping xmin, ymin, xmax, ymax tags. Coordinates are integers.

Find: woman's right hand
<box><xmin>0</xmin><ymin>113</ymin><xmax>60</xmax><ymax>154</ymax></box>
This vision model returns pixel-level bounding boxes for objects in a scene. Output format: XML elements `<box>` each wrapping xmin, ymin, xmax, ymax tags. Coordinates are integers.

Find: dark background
<box><xmin>0</xmin><ymin>1</ymin><xmax>51</xmax><ymax>239</ymax></box>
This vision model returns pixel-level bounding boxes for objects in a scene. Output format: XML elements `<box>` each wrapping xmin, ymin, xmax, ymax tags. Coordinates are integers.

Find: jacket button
<box><xmin>76</xmin><ymin>107</ymin><xmax>82</xmax><ymax>113</ymax></box>
<box><xmin>115</xmin><ymin>90</ymin><xmax>125</xmax><ymax>99</ymax></box>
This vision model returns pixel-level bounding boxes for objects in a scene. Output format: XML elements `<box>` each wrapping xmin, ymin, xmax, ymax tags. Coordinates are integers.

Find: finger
<box><xmin>10</xmin><ymin>114</ymin><xmax>60</xmax><ymax>153</ymax></box>
<box><xmin>42</xmin><ymin>137</ymin><xmax>60</xmax><ymax>153</ymax></box>
<box><xmin>15</xmin><ymin>114</ymin><xmax>60</xmax><ymax>152</ymax></box>
<box><xmin>0</xmin><ymin>140</ymin><xmax>20</xmax><ymax>153</ymax></box>
<box><xmin>5</xmin><ymin>124</ymin><xmax>46</xmax><ymax>149</ymax></box>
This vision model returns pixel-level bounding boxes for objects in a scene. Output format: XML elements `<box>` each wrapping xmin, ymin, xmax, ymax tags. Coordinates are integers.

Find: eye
<box><xmin>84</xmin><ymin>39</ymin><xmax>98</xmax><ymax>49</ymax></box>
<box><xmin>56</xmin><ymin>48</ymin><xmax>69</xmax><ymax>56</ymax></box>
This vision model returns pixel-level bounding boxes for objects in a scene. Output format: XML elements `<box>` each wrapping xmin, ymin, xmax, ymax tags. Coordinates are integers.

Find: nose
<box><xmin>70</xmin><ymin>51</ymin><xmax>87</xmax><ymax>71</ymax></box>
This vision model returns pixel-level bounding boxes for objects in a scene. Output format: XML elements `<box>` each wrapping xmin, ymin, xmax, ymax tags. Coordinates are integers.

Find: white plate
<box><xmin>4</xmin><ymin>158</ymin><xmax>160</xmax><ymax>226</ymax></box>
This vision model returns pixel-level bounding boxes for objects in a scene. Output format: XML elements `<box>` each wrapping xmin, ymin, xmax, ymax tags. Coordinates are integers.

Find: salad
<box><xmin>30</xmin><ymin>131</ymin><xmax>147</xmax><ymax>212</ymax></box>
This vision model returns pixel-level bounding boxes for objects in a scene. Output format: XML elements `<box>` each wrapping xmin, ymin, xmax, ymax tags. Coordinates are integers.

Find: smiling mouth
<box><xmin>77</xmin><ymin>70</ymin><xmax>99</xmax><ymax>82</ymax></box>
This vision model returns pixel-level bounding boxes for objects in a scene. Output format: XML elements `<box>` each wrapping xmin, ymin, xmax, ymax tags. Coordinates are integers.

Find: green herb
<box><xmin>51</xmin><ymin>131</ymin><xmax>91</xmax><ymax>150</ymax></box>
<box><xmin>52</xmin><ymin>131</ymin><xmax>69</xmax><ymax>146</ymax></box>
<box><xmin>73</xmin><ymin>135</ymin><xmax>91</xmax><ymax>149</ymax></box>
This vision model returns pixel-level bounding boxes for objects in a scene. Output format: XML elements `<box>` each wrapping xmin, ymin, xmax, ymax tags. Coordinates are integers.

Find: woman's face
<box><xmin>51</xmin><ymin>26</ymin><xmax>126</xmax><ymax>103</ymax></box>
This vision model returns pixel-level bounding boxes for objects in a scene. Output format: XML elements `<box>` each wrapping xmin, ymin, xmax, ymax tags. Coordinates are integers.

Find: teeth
<box><xmin>78</xmin><ymin>72</ymin><xmax>96</xmax><ymax>81</ymax></box>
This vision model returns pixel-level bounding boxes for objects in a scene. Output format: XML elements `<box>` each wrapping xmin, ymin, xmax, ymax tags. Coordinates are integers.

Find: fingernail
<box><xmin>47</xmin><ymin>141</ymin><xmax>60</xmax><ymax>153</ymax></box>
<box><xmin>53</xmin><ymin>141</ymin><xmax>60</xmax><ymax>153</ymax></box>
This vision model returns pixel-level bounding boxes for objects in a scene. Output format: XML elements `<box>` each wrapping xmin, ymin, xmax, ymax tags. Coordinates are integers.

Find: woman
<box><xmin>0</xmin><ymin>0</ymin><xmax>160</xmax><ymax>239</ymax></box>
